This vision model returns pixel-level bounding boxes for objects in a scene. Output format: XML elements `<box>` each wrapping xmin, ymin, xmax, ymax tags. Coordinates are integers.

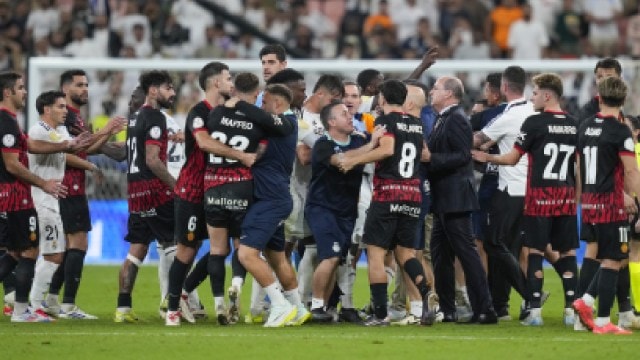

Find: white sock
<box><xmin>385</xmin><ymin>266</ymin><xmax>396</xmax><ymax>286</ymax></box>
<box><xmin>214</xmin><ymin>296</ymin><xmax>225</xmax><ymax>309</ymax></box>
<box><xmin>311</xmin><ymin>297</ymin><xmax>324</xmax><ymax>310</ymax></box>
<box><xmin>45</xmin><ymin>293</ymin><xmax>59</xmax><ymax>306</ymax></box>
<box><xmin>595</xmin><ymin>316</ymin><xmax>610</xmax><ymax>327</ymax></box>
<box><xmin>297</xmin><ymin>246</ymin><xmax>317</xmax><ymax>306</ymax></box>
<box><xmin>30</xmin><ymin>259</ymin><xmax>59</xmax><ymax>308</ymax></box>
<box><xmin>250</xmin><ymin>277</ymin><xmax>267</xmax><ymax>312</ymax></box>
<box><xmin>231</xmin><ymin>276</ymin><xmax>244</xmax><ymax>289</ymax></box>
<box><xmin>187</xmin><ymin>289</ymin><xmax>201</xmax><ymax>310</ymax></box>
<box><xmin>264</xmin><ymin>283</ymin><xmax>287</xmax><ymax>307</ymax></box>
<box><xmin>583</xmin><ymin>293</ymin><xmax>596</xmax><ymax>307</ymax></box>
<box><xmin>337</xmin><ymin>262</ymin><xmax>355</xmax><ymax>309</ymax></box>
<box><xmin>13</xmin><ymin>301</ymin><xmax>27</xmax><ymax>315</ymax></box>
<box><xmin>283</xmin><ymin>288</ymin><xmax>303</xmax><ymax>307</ymax></box>
<box><xmin>410</xmin><ymin>300</ymin><xmax>422</xmax><ymax>317</ymax></box>
<box><xmin>158</xmin><ymin>245</ymin><xmax>176</xmax><ymax>301</ymax></box>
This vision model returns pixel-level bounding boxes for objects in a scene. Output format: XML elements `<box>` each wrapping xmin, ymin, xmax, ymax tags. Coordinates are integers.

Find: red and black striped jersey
<box><xmin>0</xmin><ymin>108</ymin><xmax>33</xmax><ymax>211</ymax></box>
<box><xmin>62</xmin><ymin>106</ymin><xmax>88</xmax><ymax>196</ymax></box>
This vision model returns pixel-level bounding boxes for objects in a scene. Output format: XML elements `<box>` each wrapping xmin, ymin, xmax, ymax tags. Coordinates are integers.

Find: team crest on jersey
<box><xmin>2</xmin><ymin>134</ymin><xmax>15</xmax><ymax>147</ymax></box>
<box><xmin>49</xmin><ymin>131</ymin><xmax>61</xmax><ymax>142</ymax></box>
<box><xmin>193</xmin><ymin>117</ymin><xmax>204</xmax><ymax>129</ymax></box>
<box><xmin>517</xmin><ymin>132</ymin><xmax>526</xmax><ymax>143</ymax></box>
<box><xmin>149</xmin><ymin>126</ymin><xmax>162</xmax><ymax>139</ymax></box>
<box><xmin>624</xmin><ymin>138</ymin><xmax>635</xmax><ymax>152</ymax></box>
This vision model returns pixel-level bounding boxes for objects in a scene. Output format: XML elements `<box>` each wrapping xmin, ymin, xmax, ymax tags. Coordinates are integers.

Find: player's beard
<box><xmin>158</xmin><ymin>96</ymin><xmax>175</xmax><ymax>109</ymax></box>
<box><xmin>71</xmin><ymin>93</ymin><xmax>88</xmax><ymax>106</ymax></box>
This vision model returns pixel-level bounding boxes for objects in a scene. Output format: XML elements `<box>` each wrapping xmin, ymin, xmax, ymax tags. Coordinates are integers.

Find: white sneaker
<box><xmin>4</xmin><ymin>290</ymin><xmax>15</xmax><ymax>305</ymax></box>
<box><xmin>388</xmin><ymin>307</ymin><xmax>407</xmax><ymax>322</ymax></box>
<box><xmin>216</xmin><ymin>304</ymin><xmax>230</xmax><ymax>325</ymax></box>
<box><xmin>228</xmin><ymin>285</ymin><xmax>240</xmax><ymax>324</ymax></box>
<box><xmin>59</xmin><ymin>304</ymin><xmax>98</xmax><ymax>320</ymax></box>
<box><xmin>563</xmin><ymin>308</ymin><xmax>575</xmax><ymax>326</ymax></box>
<box><xmin>264</xmin><ymin>303</ymin><xmax>297</xmax><ymax>328</ymax></box>
<box><xmin>179</xmin><ymin>294</ymin><xmax>196</xmax><ymax>324</ymax></box>
<box><xmin>39</xmin><ymin>300</ymin><xmax>62</xmax><ymax>317</ymax></box>
<box><xmin>287</xmin><ymin>303</ymin><xmax>311</xmax><ymax>326</ymax></box>
<box><xmin>618</xmin><ymin>311</ymin><xmax>640</xmax><ymax>329</ymax></box>
<box><xmin>12</xmin><ymin>308</ymin><xmax>54</xmax><ymax>323</ymax></box>
<box><xmin>520</xmin><ymin>308</ymin><xmax>543</xmax><ymax>326</ymax></box>
<box><xmin>165</xmin><ymin>310</ymin><xmax>181</xmax><ymax>326</ymax></box>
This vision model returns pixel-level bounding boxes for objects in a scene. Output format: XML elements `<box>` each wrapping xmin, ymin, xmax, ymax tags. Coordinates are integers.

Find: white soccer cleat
<box><xmin>179</xmin><ymin>294</ymin><xmax>196</xmax><ymax>324</ymax></box>
<box><xmin>520</xmin><ymin>308</ymin><xmax>543</xmax><ymax>326</ymax></box>
<box><xmin>264</xmin><ymin>303</ymin><xmax>297</xmax><ymax>328</ymax></box>
<box><xmin>39</xmin><ymin>300</ymin><xmax>62</xmax><ymax>317</ymax></box>
<box><xmin>59</xmin><ymin>305</ymin><xmax>98</xmax><ymax>320</ymax></box>
<box><xmin>165</xmin><ymin>310</ymin><xmax>181</xmax><ymax>326</ymax></box>
<box><xmin>563</xmin><ymin>308</ymin><xmax>575</xmax><ymax>326</ymax></box>
<box><xmin>11</xmin><ymin>308</ymin><xmax>55</xmax><ymax>323</ymax></box>
<box><xmin>618</xmin><ymin>311</ymin><xmax>640</xmax><ymax>330</ymax></box>
<box><xmin>287</xmin><ymin>303</ymin><xmax>311</xmax><ymax>326</ymax></box>
<box><xmin>391</xmin><ymin>314</ymin><xmax>419</xmax><ymax>326</ymax></box>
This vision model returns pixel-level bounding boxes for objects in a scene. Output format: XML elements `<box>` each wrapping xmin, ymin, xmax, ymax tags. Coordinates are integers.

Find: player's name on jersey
<box><xmin>584</xmin><ymin>127</ymin><xmax>602</xmax><ymax>137</ymax></box>
<box><xmin>220</xmin><ymin>117</ymin><xmax>254</xmax><ymax>130</ymax></box>
<box><xmin>396</xmin><ymin>123</ymin><xmax>423</xmax><ymax>134</ymax></box>
<box><xmin>389</xmin><ymin>203</ymin><xmax>420</xmax><ymax>216</ymax></box>
<box><xmin>547</xmin><ymin>125</ymin><xmax>576</xmax><ymax>134</ymax></box>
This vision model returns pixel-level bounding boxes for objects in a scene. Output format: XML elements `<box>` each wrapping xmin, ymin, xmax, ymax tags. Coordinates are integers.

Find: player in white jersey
<box><xmin>28</xmin><ymin>91</ymin><xmax>99</xmax><ymax>319</ymax></box>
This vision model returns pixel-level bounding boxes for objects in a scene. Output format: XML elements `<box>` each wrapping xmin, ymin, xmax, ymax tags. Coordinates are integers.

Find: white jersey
<box><xmin>164</xmin><ymin>111</ymin><xmax>185</xmax><ymax>179</ymax></box>
<box><xmin>28</xmin><ymin>121</ymin><xmax>71</xmax><ymax>211</ymax></box>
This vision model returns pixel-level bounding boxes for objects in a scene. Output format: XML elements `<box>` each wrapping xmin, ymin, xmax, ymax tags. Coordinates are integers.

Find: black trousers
<box><xmin>431</xmin><ymin>211</ymin><xmax>492</xmax><ymax>315</ymax></box>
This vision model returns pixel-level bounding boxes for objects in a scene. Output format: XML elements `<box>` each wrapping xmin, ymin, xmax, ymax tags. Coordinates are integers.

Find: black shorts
<box><xmin>523</xmin><ymin>215</ymin><xmax>579</xmax><ymax>253</ymax></box>
<box><xmin>5</xmin><ymin>208</ymin><xmax>39</xmax><ymax>251</ymax></box>
<box><xmin>485</xmin><ymin>189</ymin><xmax>524</xmax><ymax>248</ymax></box>
<box><xmin>581</xmin><ymin>221</ymin><xmax>630</xmax><ymax>260</ymax></box>
<box><xmin>174</xmin><ymin>198</ymin><xmax>207</xmax><ymax>248</ymax></box>
<box><xmin>125</xmin><ymin>200</ymin><xmax>175</xmax><ymax>246</ymax></box>
<box><xmin>241</xmin><ymin>199</ymin><xmax>292</xmax><ymax>252</ymax></box>
<box><xmin>204</xmin><ymin>182</ymin><xmax>253</xmax><ymax>238</ymax></box>
<box><xmin>363</xmin><ymin>201</ymin><xmax>420</xmax><ymax>250</ymax></box>
<box><xmin>59</xmin><ymin>195</ymin><xmax>91</xmax><ymax>233</ymax></box>
<box><xmin>0</xmin><ymin>212</ymin><xmax>8</xmax><ymax>248</ymax></box>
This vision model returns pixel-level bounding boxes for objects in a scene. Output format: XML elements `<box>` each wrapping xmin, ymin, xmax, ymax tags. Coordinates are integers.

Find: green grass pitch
<box><xmin>2</xmin><ymin>266</ymin><xmax>638</xmax><ymax>359</ymax></box>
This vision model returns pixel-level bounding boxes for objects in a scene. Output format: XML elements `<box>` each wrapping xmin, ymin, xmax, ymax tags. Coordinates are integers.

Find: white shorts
<box><xmin>37</xmin><ymin>207</ymin><xmax>65</xmax><ymax>255</ymax></box>
<box><xmin>284</xmin><ymin>180</ymin><xmax>312</xmax><ymax>241</ymax></box>
<box><xmin>352</xmin><ymin>170</ymin><xmax>373</xmax><ymax>248</ymax></box>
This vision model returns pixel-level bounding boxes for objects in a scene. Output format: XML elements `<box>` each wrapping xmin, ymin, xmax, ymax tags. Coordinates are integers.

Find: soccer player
<box><xmin>339</xmin><ymin>80</ymin><xmax>435</xmax><ymax>326</ymax></box>
<box><xmin>356</xmin><ymin>69</ymin><xmax>383</xmax><ymax>113</ymax></box>
<box><xmin>307</xmin><ymin>102</ymin><xmax>382</xmax><ymax>322</ymax></box>
<box><xmin>255</xmin><ymin>44</ymin><xmax>287</xmax><ymax>107</ymax></box>
<box><xmin>473</xmin><ymin>73</ymin><xmax>579</xmax><ymax>326</ymax></box>
<box><xmin>573</xmin><ymin>76</ymin><xmax>640</xmax><ymax>335</ymax></box>
<box><xmin>39</xmin><ymin>69</ymin><xmax>126</xmax><ymax>319</ymax></box>
<box><xmin>0</xmin><ymin>72</ymin><xmax>69</xmax><ymax>322</ymax></box>
<box><xmin>624</xmin><ymin>114</ymin><xmax>640</xmax><ymax>322</ymax></box>
<box><xmin>115</xmin><ymin>70</ymin><xmax>176</xmax><ymax>323</ymax></box>
<box><xmin>238</xmin><ymin>83</ymin><xmax>310</xmax><ymax>328</ymax></box>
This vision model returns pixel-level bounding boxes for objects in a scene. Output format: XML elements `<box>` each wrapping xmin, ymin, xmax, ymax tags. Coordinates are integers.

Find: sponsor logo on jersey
<box><xmin>150</xmin><ymin>126</ymin><xmax>162</xmax><ymax>139</ymax></box>
<box><xmin>193</xmin><ymin>117</ymin><xmax>204</xmax><ymax>129</ymax></box>
<box><xmin>2</xmin><ymin>134</ymin><xmax>15</xmax><ymax>147</ymax></box>
<box><xmin>389</xmin><ymin>203</ymin><xmax>420</xmax><ymax>216</ymax></box>
<box><xmin>625</xmin><ymin>138</ymin><xmax>635</xmax><ymax>152</ymax></box>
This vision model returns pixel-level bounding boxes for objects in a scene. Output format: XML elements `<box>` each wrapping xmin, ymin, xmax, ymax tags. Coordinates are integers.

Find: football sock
<box><xmin>327</xmin><ymin>283</ymin><xmax>341</xmax><ymax>309</ymax></box>
<box><xmin>384</xmin><ymin>266</ymin><xmax>395</xmax><ymax>287</ymax></box>
<box><xmin>62</xmin><ymin>249</ymin><xmax>86</xmax><ymax>304</ymax></box>
<box><xmin>231</xmin><ymin>249</ymin><xmax>246</xmax><ymax>282</ymax></box>
<box><xmin>284</xmin><ymin>288</ymin><xmax>303</xmax><ymax>307</ymax></box>
<box><xmin>29</xmin><ymin>258</ymin><xmax>59</xmax><ymax>308</ymax></box>
<box><xmin>183</xmin><ymin>254</ymin><xmax>209</xmax><ymax>293</ymax></box>
<box><xmin>617</xmin><ymin>266</ymin><xmax>632</xmax><ymax>313</ymax></box>
<box><xmin>48</xmin><ymin>251</ymin><xmax>66</xmax><ymax>295</ymax></box>
<box><xmin>14</xmin><ymin>258</ymin><xmax>36</xmax><ymax>304</ymax></box>
<box><xmin>117</xmin><ymin>293</ymin><xmax>132</xmax><ymax>308</ymax></box>
<box><xmin>403</xmin><ymin>257</ymin><xmax>429</xmax><ymax>298</ymax></box>
<box><xmin>410</xmin><ymin>300</ymin><xmax>422</xmax><ymax>317</ymax></box>
<box><xmin>264</xmin><ymin>282</ymin><xmax>287</xmax><ymax>307</ymax></box>
<box><xmin>629</xmin><ymin>261</ymin><xmax>640</xmax><ymax>310</ymax></box>
<box><xmin>208</xmin><ymin>255</ymin><xmax>226</xmax><ymax>298</ymax></box>
<box><xmin>297</xmin><ymin>245</ymin><xmax>316</xmax><ymax>306</ymax></box>
<box><xmin>337</xmin><ymin>260</ymin><xmax>355</xmax><ymax>309</ymax></box>
<box><xmin>527</xmin><ymin>253</ymin><xmax>544</xmax><ymax>308</ymax></box>
<box><xmin>311</xmin><ymin>297</ymin><xmax>324</xmax><ymax>310</ymax></box>
<box><xmin>0</xmin><ymin>249</ymin><xmax>15</xmax><ymax>294</ymax></box>
<box><xmin>586</xmin><ymin>268</ymin><xmax>600</xmax><ymax>297</ymax></box>
<box><xmin>158</xmin><ymin>245</ymin><xmax>176</xmax><ymax>301</ymax></box>
<box><xmin>555</xmin><ymin>255</ymin><xmax>578</xmax><ymax>308</ymax></box>
<box><xmin>0</xmin><ymin>252</ymin><xmax>18</xmax><ymax>282</ymax></box>
<box><xmin>168</xmin><ymin>258</ymin><xmax>189</xmax><ymax>311</ymax></box>
<box><xmin>578</xmin><ymin>258</ymin><xmax>600</xmax><ymax>297</ymax></box>
<box><xmin>370</xmin><ymin>282</ymin><xmax>388</xmax><ymax>319</ymax></box>
<box><xmin>596</xmin><ymin>268</ymin><xmax>618</xmax><ymax>318</ymax></box>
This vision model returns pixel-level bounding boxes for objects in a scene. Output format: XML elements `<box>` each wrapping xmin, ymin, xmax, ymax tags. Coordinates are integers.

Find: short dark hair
<box><xmin>199</xmin><ymin>61</ymin><xmax>228</xmax><ymax>90</ymax></box>
<box><xmin>594</xmin><ymin>58</ymin><xmax>622</xmax><ymax>76</ymax></box>
<box><xmin>356</xmin><ymin>69</ymin><xmax>381</xmax><ymax>90</ymax></box>
<box><xmin>532</xmin><ymin>73</ymin><xmax>563</xmax><ymax>97</ymax></box>
<box><xmin>380</xmin><ymin>79</ymin><xmax>407</xmax><ymax>106</ymax></box>
<box><xmin>598</xmin><ymin>77</ymin><xmax>627</xmax><ymax>108</ymax></box>
<box><xmin>266</xmin><ymin>68</ymin><xmax>304</xmax><ymax>85</ymax></box>
<box><xmin>264</xmin><ymin>84</ymin><xmax>293</xmax><ymax>104</ymax></box>
<box><xmin>0</xmin><ymin>71</ymin><xmax>21</xmax><ymax>101</ymax></box>
<box><xmin>319</xmin><ymin>100</ymin><xmax>344</xmax><ymax>129</ymax></box>
<box><xmin>502</xmin><ymin>66</ymin><xmax>526</xmax><ymax>94</ymax></box>
<box><xmin>59</xmin><ymin>69</ymin><xmax>86</xmax><ymax>89</ymax></box>
<box><xmin>313</xmin><ymin>74</ymin><xmax>344</xmax><ymax>97</ymax></box>
<box><xmin>36</xmin><ymin>90</ymin><xmax>66</xmax><ymax>115</ymax></box>
<box><xmin>486</xmin><ymin>73</ymin><xmax>502</xmax><ymax>92</ymax></box>
<box><xmin>259</xmin><ymin>44</ymin><xmax>287</xmax><ymax>62</ymax></box>
<box><xmin>128</xmin><ymin>86</ymin><xmax>145</xmax><ymax>116</ymax></box>
<box><xmin>234</xmin><ymin>72</ymin><xmax>260</xmax><ymax>94</ymax></box>
<box><xmin>626</xmin><ymin>115</ymin><xmax>640</xmax><ymax>132</ymax></box>
<box><xmin>139</xmin><ymin>70</ymin><xmax>173</xmax><ymax>95</ymax></box>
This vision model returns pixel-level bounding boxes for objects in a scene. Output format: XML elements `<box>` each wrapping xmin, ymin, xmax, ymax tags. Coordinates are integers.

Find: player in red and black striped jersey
<box><xmin>115</xmin><ymin>70</ymin><xmax>176</xmax><ymax>323</ymax></box>
<box><xmin>473</xmin><ymin>73</ymin><xmax>579</xmax><ymax>326</ymax></box>
<box><xmin>572</xmin><ymin>77</ymin><xmax>640</xmax><ymax>334</ymax></box>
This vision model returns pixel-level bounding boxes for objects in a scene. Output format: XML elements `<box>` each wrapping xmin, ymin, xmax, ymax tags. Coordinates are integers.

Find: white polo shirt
<box><xmin>481</xmin><ymin>98</ymin><xmax>536</xmax><ymax>196</ymax></box>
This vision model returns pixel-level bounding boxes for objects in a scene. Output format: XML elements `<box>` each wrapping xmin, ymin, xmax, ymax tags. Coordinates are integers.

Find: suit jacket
<box><xmin>427</xmin><ymin>105</ymin><xmax>479</xmax><ymax>213</ymax></box>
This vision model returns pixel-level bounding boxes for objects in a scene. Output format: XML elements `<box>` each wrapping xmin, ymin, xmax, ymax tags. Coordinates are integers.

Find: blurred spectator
<box><xmin>402</xmin><ymin>17</ymin><xmax>438</xmax><ymax>58</ymax></box>
<box><xmin>194</xmin><ymin>23</ymin><xmax>236</xmax><ymax>59</ymax></box>
<box><xmin>91</xmin><ymin>14</ymin><xmax>111</xmax><ymax>58</ymax></box>
<box><xmin>337</xmin><ymin>8</ymin><xmax>367</xmax><ymax>59</ymax></box>
<box><xmin>235</xmin><ymin>32</ymin><xmax>264</xmax><ymax>59</ymax></box>
<box><xmin>63</xmin><ymin>21</ymin><xmax>95</xmax><ymax>57</ymax></box>
<box><xmin>293</xmin><ymin>1</ymin><xmax>338</xmax><ymax>58</ymax></box>
<box><xmin>111</xmin><ymin>0</ymin><xmax>151</xmax><ymax>53</ymax></box>
<box><xmin>244</xmin><ymin>0</ymin><xmax>266</xmax><ymax>30</ymax></box>
<box><xmin>554</xmin><ymin>0</ymin><xmax>584</xmax><ymax>58</ymax></box>
<box><xmin>265</xmin><ymin>8</ymin><xmax>291</xmax><ymax>40</ymax></box>
<box><xmin>507</xmin><ymin>3</ymin><xmax>549</xmax><ymax>59</ymax></box>
<box><xmin>363</xmin><ymin>0</ymin><xmax>394</xmax><ymax>36</ymax></box>
<box><xmin>125</xmin><ymin>23</ymin><xmax>152</xmax><ymax>58</ymax></box>
<box><xmin>627</xmin><ymin>6</ymin><xmax>640</xmax><ymax>58</ymax></box>
<box><xmin>486</xmin><ymin>0</ymin><xmax>523</xmax><ymax>58</ymax></box>
<box><xmin>48</xmin><ymin>28</ymin><xmax>67</xmax><ymax>56</ymax></box>
<box><xmin>439</xmin><ymin>0</ymin><xmax>471</xmax><ymax>43</ymax></box>
<box><xmin>287</xmin><ymin>23</ymin><xmax>319</xmax><ymax>58</ymax></box>
<box><xmin>25</xmin><ymin>0</ymin><xmax>59</xmax><ymax>42</ymax></box>
<box><xmin>453</xmin><ymin>29</ymin><xmax>490</xmax><ymax>60</ymax></box>
<box><xmin>337</xmin><ymin>36</ymin><xmax>362</xmax><ymax>59</ymax></box>
<box><xmin>583</xmin><ymin>0</ymin><xmax>622</xmax><ymax>57</ymax></box>
<box><xmin>390</xmin><ymin>0</ymin><xmax>428</xmax><ymax>42</ymax></box>
<box><xmin>170</xmin><ymin>0</ymin><xmax>213</xmax><ymax>55</ymax></box>
<box><xmin>0</xmin><ymin>36</ymin><xmax>20</xmax><ymax>71</ymax></box>
<box><xmin>159</xmin><ymin>14</ymin><xmax>189</xmax><ymax>57</ymax></box>
<box><xmin>529</xmin><ymin>0</ymin><xmax>563</xmax><ymax>35</ymax></box>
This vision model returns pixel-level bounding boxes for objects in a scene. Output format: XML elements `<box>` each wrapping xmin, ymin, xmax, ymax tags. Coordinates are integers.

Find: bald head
<box><xmin>403</xmin><ymin>85</ymin><xmax>426</xmax><ymax>117</ymax></box>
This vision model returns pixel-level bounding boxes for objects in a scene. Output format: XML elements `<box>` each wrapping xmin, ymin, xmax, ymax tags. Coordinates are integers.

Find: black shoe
<box><xmin>496</xmin><ymin>307</ymin><xmax>511</xmax><ymax>321</ymax></box>
<box><xmin>442</xmin><ymin>312</ymin><xmax>457</xmax><ymax>323</ymax></box>
<box><xmin>420</xmin><ymin>292</ymin><xmax>437</xmax><ymax>326</ymax></box>
<box><xmin>311</xmin><ymin>308</ymin><xmax>333</xmax><ymax>323</ymax></box>
<box><xmin>477</xmin><ymin>310</ymin><xmax>498</xmax><ymax>325</ymax></box>
<box><xmin>338</xmin><ymin>308</ymin><xmax>362</xmax><ymax>324</ymax></box>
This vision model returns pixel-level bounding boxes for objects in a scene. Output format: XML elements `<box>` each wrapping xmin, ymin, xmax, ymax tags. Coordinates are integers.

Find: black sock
<box><xmin>403</xmin><ymin>257</ymin><xmax>430</xmax><ymax>298</ymax></box>
<box><xmin>118</xmin><ymin>293</ymin><xmax>132</xmax><ymax>308</ymax></box>
<box><xmin>586</xmin><ymin>268</ymin><xmax>600</xmax><ymax>297</ymax></box>
<box><xmin>62</xmin><ymin>249</ymin><xmax>86</xmax><ymax>304</ymax></box>
<box><xmin>168</xmin><ymin>258</ymin><xmax>189</xmax><ymax>311</ymax></box>
<box><xmin>555</xmin><ymin>256</ymin><xmax>578</xmax><ymax>308</ymax></box>
<box><xmin>527</xmin><ymin>254</ymin><xmax>544</xmax><ymax>308</ymax></box>
<box><xmin>231</xmin><ymin>249</ymin><xmax>246</xmax><ymax>280</ymax></box>
<box><xmin>14</xmin><ymin>257</ymin><xmax>35</xmax><ymax>303</ymax></box>
<box><xmin>0</xmin><ymin>253</ymin><xmax>18</xmax><ymax>282</ymax></box>
<box><xmin>0</xmin><ymin>250</ymin><xmax>15</xmax><ymax>293</ymax></box>
<box><xmin>208</xmin><ymin>255</ymin><xmax>226</xmax><ymax>297</ymax></box>
<box><xmin>326</xmin><ymin>282</ymin><xmax>342</xmax><ymax>309</ymax></box>
<box><xmin>597</xmin><ymin>268</ymin><xmax>618</xmax><ymax>318</ymax></box>
<box><xmin>49</xmin><ymin>250</ymin><xmax>67</xmax><ymax>295</ymax></box>
<box><xmin>617</xmin><ymin>266</ymin><xmax>632</xmax><ymax>313</ymax></box>
<box><xmin>184</xmin><ymin>254</ymin><xmax>209</xmax><ymax>293</ymax></box>
<box><xmin>578</xmin><ymin>258</ymin><xmax>600</xmax><ymax>297</ymax></box>
<box><xmin>370</xmin><ymin>283</ymin><xmax>388</xmax><ymax>319</ymax></box>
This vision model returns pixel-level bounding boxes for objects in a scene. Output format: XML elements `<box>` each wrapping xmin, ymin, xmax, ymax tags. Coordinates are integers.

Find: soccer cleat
<box><xmin>227</xmin><ymin>285</ymin><xmax>240</xmax><ymax>324</ymax></box>
<box><xmin>39</xmin><ymin>300</ymin><xmax>62</xmax><ymax>317</ymax></box>
<box><xmin>387</xmin><ymin>306</ymin><xmax>407</xmax><ymax>322</ymax></box>
<box><xmin>11</xmin><ymin>308</ymin><xmax>54</xmax><ymax>323</ymax></box>
<box><xmin>311</xmin><ymin>308</ymin><xmax>333</xmax><ymax>323</ymax></box>
<box><xmin>574</xmin><ymin>314</ymin><xmax>587</xmax><ymax>331</ymax></box>
<box><xmin>391</xmin><ymin>314</ymin><xmax>419</xmax><ymax>326</ymax></box>
<box><xmin>421</xmin><ymin>291</ymin><xmax>438</xmax><ymax>326</ymax></box>
<box><xmin>287</xmin><ymin>304</ymin><xmax>311</xmax><ymax>326</ymax></box>
<box><xmin>165</xmin><ymin>310</ymin><xmax>181</xmax><ymax>326</ymax></box>
<box><xmin>592</xmin><ymin>322</ymin><xmax>633</xmax><ymax>335</ymax></box>
<box><xmin>264</xmin><ymin>303</ymin><xmax>297</xmax><ymax>328</ymax></box>
<box><xmin>520</xmin><ymin>308</ymin><xmax>543</xmax><ymax>326</ymax></box>
<box><xmin>191</xmin><ymin>305</ymin><xmax>208</xmax><ymax>320</ymax></box>
<box><xmin>519</xmin><ymin>291</ymin><xmax>550</xmax><ymax>321</ymax></box>
<box><xmin>179</xmin><ymin>294</ymin><xmax>196</xmax><ymax>324</ymax></box>
<box><xmin>4</xmin><ymin>290</ymin><xmax>15</xmax><ymax>305</ymax></box>
<box><xmin>618</xmin><ymin>311</ymin><xmax>640</xmax><ymax>330</ymax></box>
<box><xmin>114</xmin><ymin>309</ymin><xmax>139</xmax><ymax>323</ymax></box>
<box><xmin>3</xmin><ymin>303</ymin><xmax>12</xmax><ymax>316</ymax></box>
<box><xmin>338</xmin><ymin>308</ymin><xmax>362</xmax><ymax>324</ymax></box>
<box><xmin>572</xmin><ymin>298</ymin><xmax>595</xmax><ymax>330</ymax></box>
<box><xmin>158</xmin><ymin>296</ymin><xmax>168</xmax><ymax>319</ymax></box>
<box><xmin>245</xmin><ymin>309</ymin><xmax>267</xmax><ymax>324</ymax></box>
<box><xmin>59</xmin><ymin>305</ymin><xmax>98</xmax><ymax>320</ymax></box>
<box><xmin>563</xmin><ymin>308</ymin><xmax>575</xmax><ymax>326</ymax></box>
<box><xmin>496</xmin><ymin>307</ymin><xmax>512</xmax><ymax>321</ymax></box>
<box><xmin>362</xmin><ymin>315</ymin><xmax>390</xmax><ymax>327</ymax></box>
<box><xmin>216</xmin><ymin>304</ymin><xmax>230</xmax><ymax>326</ymax></box>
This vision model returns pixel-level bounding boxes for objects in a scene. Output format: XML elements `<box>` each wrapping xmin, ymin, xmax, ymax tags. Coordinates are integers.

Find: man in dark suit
<box><xmin>423</xmin><ymin>76</ymin><xmax>496</xmax><ymax>324</ymax></box>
